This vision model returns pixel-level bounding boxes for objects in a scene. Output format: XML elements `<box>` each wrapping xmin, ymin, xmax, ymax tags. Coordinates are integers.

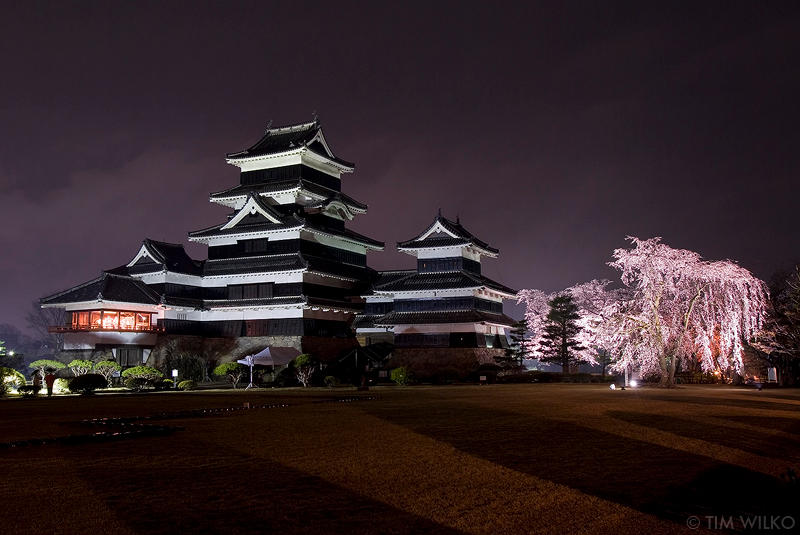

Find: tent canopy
<box><xmin>237</xmin><ymin>346</ymin><xmax>300</xmax><ymax>367</ymax></box>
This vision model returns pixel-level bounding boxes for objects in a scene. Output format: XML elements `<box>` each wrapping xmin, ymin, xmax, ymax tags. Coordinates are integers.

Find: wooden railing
<box><xmin>48</xmin><ymin>325</ymin><xmax>165</xmax><ymax>333</ymax></box>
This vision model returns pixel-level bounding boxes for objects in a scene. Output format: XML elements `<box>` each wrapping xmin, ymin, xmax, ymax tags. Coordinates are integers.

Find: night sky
<box><xmin>2</xmin><ymin>1</ymin><xmax>799</xmax><ymax>331</ymax></box>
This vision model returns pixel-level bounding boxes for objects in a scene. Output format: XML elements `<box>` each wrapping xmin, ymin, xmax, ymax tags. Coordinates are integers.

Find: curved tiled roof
<box><xmin>203</xmin><ymin>254</ymin><xmax>307</xmax><ymax>276</ymax></box>
<box><xmin>372</xmin><ymin>271</ymin><xmax>516</xmax><ymax>295</ymax></box>
<box><xmin>398</xmin><ymin>216</ymin><xmax>499</xmax><ymax>255</ymax></box>
<box><xmin>374</xmin><ymin>310</ymin><xmax>516</xmax><ymax>327</ymax></box>
<box><xmin>41</xmin><ymin>273</ymin><xmax>161</xmax><ymax>306</ymax></box>
<box><xmin>142</xmin><ymin>239</ymin><xmax>203</xmax><ymax>275</ymax></box>
<box><xmin>226</xmin><ymin>120</ymin><xmax>355</xmax><ymax>168</ymax></box>
<box><xmin>303</xmin><ymin>221</ymin><xmax>384</xmax><ymax>249</ymax></box>
<box><xmin>210</xmin><ymin>180</ymin><xmax>368</xmax><ymax>214</ymax></box>
<box><xmin>203</xmin><ymin>296</ymin><xmax>305</xmax><ymax>308</ymax></box>
<box><xmin>188</xmin><ymin>213</ymin><xmax>305</xmax><ymax>239</ymax></box>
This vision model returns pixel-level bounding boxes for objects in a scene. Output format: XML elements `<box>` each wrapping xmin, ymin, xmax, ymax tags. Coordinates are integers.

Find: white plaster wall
<box><xmin>63</xmin><ymin>331</ymin><xmax>158</xmax><ymax>350</ymax></box>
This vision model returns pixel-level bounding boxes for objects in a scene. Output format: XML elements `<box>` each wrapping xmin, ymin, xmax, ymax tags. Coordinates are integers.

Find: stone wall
<box><xmin>147</xmin><ymin>334</ymin><xmax>302</xmax><ymax>368</ymax></box>
<box><xmin>388</xmin><ymin>347</ymin><xmax>506</xmax><ymax>381</ymax></box>
<box><xmin>301</xmin><ymin>336</ymin><xmax>360</xmax><ymax>362</ymax></box>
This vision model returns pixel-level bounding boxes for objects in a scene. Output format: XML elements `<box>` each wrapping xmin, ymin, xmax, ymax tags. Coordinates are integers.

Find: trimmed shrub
<box><xmin>67</xmin><ymin>359</ymin><xmax>94</xmax><ymax>376</ymax></box>
<box><xmin>121</xmin><ymin>366</ymin><xmax>164</xmax><ymax>382</ymax></box>
<box><xmin>155</xmin><ymin>379</ymin><xmax>174</xmax><ymax>390</ymax></box>
<box><xmin>178</xmin><ymin>380</ymin><xmax>197</xmax><ymax>391</ymax></box>
<box><xmin>1</xmin><ymin>367</ymin><xmax>26</xmax><ymax>396</ymax></box>
<box><xmin>323</xmin><ymin>375</ymin><xmax>338</xmax><ymax>388</ymax></box>
<box><xmin>17</xmin><ymin>384</ymin><xmax>39</xmax><ymax>398</ymax></box>
<box><xmin>496</xmin><ymin>371</ymin><xmax>537</xmax><ymax>384</ymax></box>
<box><xmin>274</xmin><ymin>366</ymin><xmax>299</xmax><ymax>387</ymax></box>
<box><xmin>292</xmin><ymin>354</ymin><xmax>316</xmax><ymax>387</ymax></box>
<box><xmin>29</xmin><ymin>359</ymin><xmax>66</xmax><ymax>377</ymax></box>
<box><xmin>213</xmin><ymin>362</ymin><xmax>247</xmax><ymax>389</ymax></box>
<box><xmin>125</xmin><ymin>377</ymin><xmax>153</xmax><ymax>392</ymax></box>
<box><xmin>390</xmin><ymin>367</ymin><xmax>409</xmax><ymax>386</ymax></box>
<box><xmin>68</xmin><ymin>374</ymin><xmax>107</xmax><ymax>395</ymax></box>
<box><xmin>162</xmin><ymin>354</ymin><xmax>206</xmax><ymax>382</ymax></box>
<box><xmin>54</xmin><ymin>378</ymin><xmax>70</xmax><ymax>394</ymax></box>
<box><xmin>94</xmin><ymin>360</ymin><xmax>121</xmax><ymax>387</ymax></box>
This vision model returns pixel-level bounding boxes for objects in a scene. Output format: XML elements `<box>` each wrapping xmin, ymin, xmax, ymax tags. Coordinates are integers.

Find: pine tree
<box><xmin>504</xmin><ymin>319</ymin><xmax>529</xmax><ymax>370</ymax></box>
<box><xmin>537</xmin><ymin>294</ymin><xmax>586</xmax><ymax>373</ymax></box>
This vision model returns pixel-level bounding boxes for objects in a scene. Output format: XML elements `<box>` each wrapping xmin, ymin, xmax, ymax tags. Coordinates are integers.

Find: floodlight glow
<box><xmin>609</xmin><ymin>384</ymin><xmax>616</xmax><ymax>390</ymax></box>
<box><xmin>629</xmin><ymin>380</ymin><xmax>638</xmax><ymax>387</ymax></box>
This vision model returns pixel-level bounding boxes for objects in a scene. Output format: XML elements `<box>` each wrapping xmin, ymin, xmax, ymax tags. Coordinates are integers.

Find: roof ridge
<box><xmin>40</xmin><ymin>273</ymin><xmax>106</xmax><ymax>302</ymax></box>
<box><xmin>265</xmin><ymin>120</ymin><xmax>319</xmax><ymax>134</ymax></box>
<box><xmin>144</xmin><ymin>237</ymin><xmax>185</xmax><ymax>248</ymax></box>
<box><xmin>247</xmin><ymin>192</ymin><xmax>287</xmax><ymax>220</ymax></box>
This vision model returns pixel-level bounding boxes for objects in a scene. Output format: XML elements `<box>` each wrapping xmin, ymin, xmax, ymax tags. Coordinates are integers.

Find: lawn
<box><xmin>1</xmin><ymin>385</ymin><xmax>798</xmax><ymax>534</ymax></box>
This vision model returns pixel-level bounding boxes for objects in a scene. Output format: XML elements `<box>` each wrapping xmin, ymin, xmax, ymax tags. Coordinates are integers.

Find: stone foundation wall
<box><xmin>147</xmin><ymin>335</ymin><xmax>302</xmax><ymax>368</ymax></box>
<box><xmin>302</xmin><ymin>336</ymin><xmax>360</xmax><ymax>362</ymax></box>
<box><xmin>388</xmin><ymin>347</ymin><xmax>507</xmax><ymax>381</ymax></box>
<box><xmin>57</xmin><ymin>333</ymin><xmax>356</xmax><ymax>370</ymax></box>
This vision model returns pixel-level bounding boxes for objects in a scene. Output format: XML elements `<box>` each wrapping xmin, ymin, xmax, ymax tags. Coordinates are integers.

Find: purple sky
<box><xmin>2</xmin><ymin>1</ymin><xmax>799</xmax><ymax>331</ymax></box>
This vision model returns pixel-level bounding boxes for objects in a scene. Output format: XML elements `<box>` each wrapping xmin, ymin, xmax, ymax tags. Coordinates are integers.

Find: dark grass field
<box><xmin>2</xmin><ymin>385</ymin><xmax>799</xmax><ymax>534</ymax></box>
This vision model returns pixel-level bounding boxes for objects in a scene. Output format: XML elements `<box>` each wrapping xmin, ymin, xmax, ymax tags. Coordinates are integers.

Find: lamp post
<box><xmin>172</xmin><ymin>369</ymin><xmax>178</xmax><ymax>389</ymax></box>
<box><xmin>245</xmin><ymin>356</ymin><xmax>255</xmax><ymax>390</ymax></box>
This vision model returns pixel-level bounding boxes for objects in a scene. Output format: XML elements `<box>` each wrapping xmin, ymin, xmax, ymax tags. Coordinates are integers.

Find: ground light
<box><xmin>629</xmin><ymin>380</ymin><xmax>638</xmax><ymax>387</ymax></box>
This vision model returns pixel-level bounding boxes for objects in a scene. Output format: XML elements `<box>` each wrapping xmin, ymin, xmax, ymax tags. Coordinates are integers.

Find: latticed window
<box><xmin>117</xmin><ymin>347</ymin><xmax>143</xmax><ymax>367</ymax></box>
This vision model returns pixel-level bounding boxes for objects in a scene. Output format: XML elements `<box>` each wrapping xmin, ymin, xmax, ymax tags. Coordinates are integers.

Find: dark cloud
<box><xmin>1</xmin><ymin>1</ymin><xmax>799</xmax><ymax>330</ymax></box>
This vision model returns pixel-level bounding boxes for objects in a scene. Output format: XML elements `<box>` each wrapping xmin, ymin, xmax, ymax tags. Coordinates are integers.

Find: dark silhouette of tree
<box><xmin>501</xmin><ymin>319</ymin><xmax>528</xmax><ymax>371</ymax></box>
<box><xmin>537</xmin><ymin>294</ymin><xmax>586</xmax><ymax>373</ymax></box>
<box><xmin>751</xmin><ymin>266</ymin><xmax>800</xmax><ymax>385</ymax></box>
<box><xmin>26</xmin><ymin>301</ymin><xmax>65</xmax><ymax>354</ymax></box>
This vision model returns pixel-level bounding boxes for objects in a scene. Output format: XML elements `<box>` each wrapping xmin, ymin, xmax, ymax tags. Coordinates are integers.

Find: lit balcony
<box><xmin>52</xmin><ymin>309</ymin><xmax>163</xmax><ymax>333</ymax></box>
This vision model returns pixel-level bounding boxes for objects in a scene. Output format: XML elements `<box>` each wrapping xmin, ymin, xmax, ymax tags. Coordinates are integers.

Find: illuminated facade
<box><xmin>42</xmin><ymin>120</ymin><xmax>383</xmax><ymax>366</ymax></box>
<box><xmin>353</xmin><ymin>215</ymin><xmax>516</xmax><ymax>369</ymax></box>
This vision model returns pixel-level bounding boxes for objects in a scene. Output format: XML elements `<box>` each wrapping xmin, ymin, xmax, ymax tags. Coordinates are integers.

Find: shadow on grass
<box><xmin>644</xmin><ymin>394</ymin><xmax>798</xmax><ymax>411</ymax></box>
<box><xmin>364</xmin><ymin>403</ymin><xmax>797</xmax><ymax>525</ymax></box>
<box><xmin>607</xmin><ymin>411</ymin><xmax>800</xmax><ymax>463</ymax></box>
<box><xmin>76</xmin><ymin>437</ymin><xmax>463</xmax><ymax>535</ymax></box>
<box><xmin>718</xmin><ymin>415</ymin><xmax>800</xmax><ymax>435</ymax></box>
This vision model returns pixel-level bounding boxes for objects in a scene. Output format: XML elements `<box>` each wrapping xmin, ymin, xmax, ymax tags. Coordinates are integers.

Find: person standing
<box><xmin>45</xmin><ymin>373</ymin><xmax>56</xmax><ymax>397</ymax></box>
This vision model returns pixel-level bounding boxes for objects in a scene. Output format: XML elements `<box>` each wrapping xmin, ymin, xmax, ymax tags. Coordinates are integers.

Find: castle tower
<box><xmin>355</xmin><ymin>214</ymin><xmax>516</xmax><ymax>375</ymax></box>
<box><xmin>42</xmin><ymin>120</ymin><xmax>384</xmax><ymax>365</ymax></box>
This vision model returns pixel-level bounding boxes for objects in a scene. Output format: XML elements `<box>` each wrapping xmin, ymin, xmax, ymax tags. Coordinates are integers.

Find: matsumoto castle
<box><xmin>42</xmin><ymin>121</ymin><xmax>516</xmax><ymax>372</ymax></box>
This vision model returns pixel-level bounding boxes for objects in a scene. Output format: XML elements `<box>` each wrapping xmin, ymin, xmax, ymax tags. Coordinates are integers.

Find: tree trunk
<box><xmin>668</xmin><ymin>354</ymin><xmax>678</xmax><ymax>386</ymax></box>
<box><xmin>657</xmin><ymin>354</ymin><xmax>678</xmax><ymax>387</ymax></box>
<box><xmin>658</xmin><ymin>354</ymin><xmax>670</xmax><ymax>386</ymax></box>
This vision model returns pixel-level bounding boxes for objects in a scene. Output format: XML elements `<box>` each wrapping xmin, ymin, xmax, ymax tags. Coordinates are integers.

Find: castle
<box><xmin>42</xmin><ymin>121</ymin><xmax>515</xmax><ymax>376</ymax></box>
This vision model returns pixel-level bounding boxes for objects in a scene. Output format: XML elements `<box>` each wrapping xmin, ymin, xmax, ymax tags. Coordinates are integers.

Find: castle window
<box><xmin>101</xmin><ymin>311</ymin><xmax>119</xmax><ymax>329</ymax></box>
<box><xmin>119</xmin><ymin>312</ymin><xmax>135</xmax><ymax>330</ymax></box>
<box><xmin>136</xmin><ymin>313</ymin><xmax>151</xmax><ymax>329</ymax></box>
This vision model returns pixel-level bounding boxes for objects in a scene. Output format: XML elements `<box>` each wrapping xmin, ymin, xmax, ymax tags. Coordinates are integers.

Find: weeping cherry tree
<box><xmin>518</xmin><ymin>237</ymin><xmax>769</xmax><ymax>386</ymax></box>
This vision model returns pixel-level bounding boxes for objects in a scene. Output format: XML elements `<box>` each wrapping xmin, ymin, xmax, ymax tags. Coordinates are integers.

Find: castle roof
<box><xmin>41</xmin><ymin>272</ymin><xmax>162</xmax><ymax>306</ymax></box>
<box><xmin>372</xmin><ymin>271</ymin><xmax>516</xmax><ymax>296</ymax></box>
<box><xmin>209</xmin><ymin>179</ymin><xmax>368</xmax><ymax>213</ymax></box>
<box><xmin>140</xmin><ymin>239</ymin><xmax>202</xmax><ymax>275</ymax></box>
<box><xmin>374</xmin><ymin>310</ymin><xmax>516</xmax><ymax>327</ymax></box>
<box><xmin>397</xmin><ymin>216</ymin><xmax>499</xmax><ymax>256</ymax></box>
<box><xmin>226</xmin><ymin>120</ymin><xmax>355</xmax><ymax>168</ymax></box>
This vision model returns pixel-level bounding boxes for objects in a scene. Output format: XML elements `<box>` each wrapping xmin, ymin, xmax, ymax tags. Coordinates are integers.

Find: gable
<box><xmin>418</xmin><ymin>220</ymin><xmax>460</xmax><ymax>241</ymax></box>
<box><xmin>220</xmin><ymin>196</ymin><xmax>283</xmax><ymax>230</ymax></box>
<box><xmin>126</xmin><ymin>244</ymin><xmax>162</xmax><ymax>267</ymax></box>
